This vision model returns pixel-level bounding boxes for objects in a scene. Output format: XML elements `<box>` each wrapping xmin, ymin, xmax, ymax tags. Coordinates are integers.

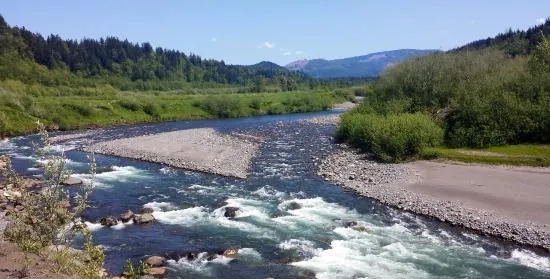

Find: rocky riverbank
<box><xmin>317</xmin><ymin>146</ymin><xmax>550</xmax><ymax>251</ymax></box>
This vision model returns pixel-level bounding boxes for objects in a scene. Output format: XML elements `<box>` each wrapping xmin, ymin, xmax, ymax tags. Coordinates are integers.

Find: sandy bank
<box><xmin>86</xmin><ymin>128</ymin><xmax>261</xmax><ymax>178</ymax></box>
<box><xmin>318</xmin><ymin>146</ymin><xmax>550</xmax><ymax>250</ymax></box>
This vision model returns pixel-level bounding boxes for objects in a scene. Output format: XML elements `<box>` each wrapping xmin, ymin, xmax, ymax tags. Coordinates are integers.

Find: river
<box><xmin>1</xmin><ymin>111</ymin><xmax>549</xmax><ymax>279</ymax></box>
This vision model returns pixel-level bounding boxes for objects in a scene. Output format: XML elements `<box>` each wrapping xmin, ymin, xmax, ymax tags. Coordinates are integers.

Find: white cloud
<box><xmin>283</xmin><ymin>51</ymin><xmax>292</xmax><ymax>56</ymax></box>
<box><xmin>538</xmin><ymin>18</ymin><xmax>546</xmax><ymax>24</ymax></box>
<box><xmin>258</xmin><ymin>41</ymin><xmax>275</xmax><ymax>49</ymax></box>
<box><xmin>211</xmin><ymin>37</ymin><xmax>217</xmax><ymax>42</ymax></box>
<box><xmin>295</xmin><ymin>50</ymin><xmax>304</xmax><ymax>55</ymax></box>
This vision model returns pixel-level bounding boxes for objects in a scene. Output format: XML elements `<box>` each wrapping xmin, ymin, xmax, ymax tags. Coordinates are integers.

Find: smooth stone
<box><xmin>145</xmin><ymin>256</ymin><xmax>166</xmax><ymax>267</ymax></box>
<box><xmin>134</xmin><ymin>213</ymin><xmax>155</xmax><ymax>224</ymax></box>
<box><xmin>62</xmin><ymin>177</ymin><xmax>83</xmax><ymax>186</ymax></box>
<box><xmin>99</xmin><ymin>216</ymin><xmax>118</xmax><ymax>227</ymax></box>
<box><xmin>120</xmin><ymin>210</ymin><xmax>134</xmax><ymax>223</ymax></box>
<box><xmin>145</xmin><ymin>267</ymin><xmax>167</xmax><ymax>277</ymax></box>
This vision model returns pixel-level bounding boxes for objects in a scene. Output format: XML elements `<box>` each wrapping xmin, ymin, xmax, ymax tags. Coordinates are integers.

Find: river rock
<box><xmin>224</xmin><ymin>207</ymin><xmax>239</xmax><ymax>218</ymax></box>
<box><xmin>134</xmin><ymin>213</ymin><xmax>155</xmax><ymax>224</ymax></box>
<box><xmin>140</xmin><ymin>207</ymin><xmax>155</xmax><ymax>214</ymax></box>
<box><xmin>145</xmin><ymin>267</ymin><xmax>167</xmax><ymax>277</ymax></box>
<box><xmin>286</xmin><ymin>201</ymin><xmax>302</xmax><ymax>210</ymax></box>
<box><xmin>99</xmin><ymin>216</ymin><xmax>118</xmax><ymax>227</ymax></box>
<box><xmin>120</xmin><ymin>210</ymin><xmax>134</xmax><ymax>222</ymax></box>
<box><xmin>222</xmin><ymin>248</ymin><xmax>239</xmax><ymax>257</ymax></box>
<box><xmin>62</xmin><ymin>177</ymin><xmax>83</xmax><ymax>186</ymax></box>
<box><xmin>145</xmin><ymin>255</ymin><xmax>166</xmax><ymax>267</ymax></box>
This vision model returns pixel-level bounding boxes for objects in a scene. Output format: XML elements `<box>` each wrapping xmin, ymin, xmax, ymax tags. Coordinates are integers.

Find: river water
<box><xmin>1</xmin><ymin>111</ymin><xmax>549</xmax><ymax>279</ymax></box>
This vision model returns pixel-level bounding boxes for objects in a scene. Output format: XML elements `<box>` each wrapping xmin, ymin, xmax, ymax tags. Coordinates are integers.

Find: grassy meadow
<box><xmin>0</xmin><ymin>78</ymin><xmax>350</xmax><ymax>136</ymax></box>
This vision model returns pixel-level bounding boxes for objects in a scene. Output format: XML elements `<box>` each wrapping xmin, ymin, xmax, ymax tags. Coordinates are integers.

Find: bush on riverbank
<box><xmin>337</xmin><ymin>112</ymin><xmax>443</xmax><ymax>162</ymax></box>
<box><xmin>338</xmin><ymin>34</ymin><xmax>550</xmax><ymax>160</ymax></box>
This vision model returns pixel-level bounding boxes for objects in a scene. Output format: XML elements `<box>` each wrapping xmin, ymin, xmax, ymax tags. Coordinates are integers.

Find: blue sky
<box><xmin>1</xmin><ymin>1</ymin><xmax>549</xmax><ymax>65</ymax></box>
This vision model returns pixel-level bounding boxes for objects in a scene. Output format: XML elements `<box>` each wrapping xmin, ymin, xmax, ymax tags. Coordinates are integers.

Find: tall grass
<box><xmin>0</xmin><ymin>80</ymin><xmax>345</xmax><ymax>136</ymax></box>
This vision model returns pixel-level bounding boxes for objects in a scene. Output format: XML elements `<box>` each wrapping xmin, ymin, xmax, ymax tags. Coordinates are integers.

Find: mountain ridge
<box><xmin>285</xmin><ymin>49</ymin><xmax>438</xmax><ymax>78</ymax></box>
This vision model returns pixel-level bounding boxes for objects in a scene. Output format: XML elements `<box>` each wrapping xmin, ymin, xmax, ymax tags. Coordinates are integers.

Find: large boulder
<box><xmin>99</xmin><ymin>216</ymin><xmax>118</xmax><ymax>227</ymax></box>
<box><xmin>145</xmin><ymin>255</ymin><xmax>166</xmax><ymax>267</ymax></box>
<box><xmin>120</xmin><ymin>210</ymin><xmax>134</xmax><ymax>223</ymax></box>
<box><xmin>224</xmin><ymin>207</ymin><xmax>239</xmax><ymax>218</ymax></box>
<box><xmin>134</xmin><ymin>213</ymin><xmax>155</xmax><ymax>224</ymax></box>
<box><xmin>62</xmin><ymin>177</ymin><xmax>83</xmax><ymax>186</ymax></box>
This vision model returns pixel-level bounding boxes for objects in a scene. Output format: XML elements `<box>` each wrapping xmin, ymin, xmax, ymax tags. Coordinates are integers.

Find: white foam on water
<box><xmin>187</xmin><ymin>184</ymin><xmax>216</xmax><ymax>193</ymax></box>
<box><xmin>85</xmin><ymin>221</ymin><xmax>104</xmax><ymax>232</ymax></box>
<box><xmin>510</xmin><ymin>249</ymin><xmax>550</xmax><ymax>272</ymax></box>
<box><xmin>153</xmin><ymin>206</ymin><xmax>210</xmax><ymax>225</ymax></box>
<box><xmin>252</xmin><ymin>186</ymin><xmax>288</xmax><ymax>200</ymax></box>
<box><xmin>159</xmin><ymin>167</ymin><xmax>175</xmax><ymax>175</ymax></box>
<box><xmin>143</xmin><ymin>201</ymin><xmax>178</xmax><ymax>212</ymax></box>
<box><xmin>50</xmin><ymin>144</ymin><xmax>76</xmax><ymax>152</ymax></box>
<box><xmin>153</xmin><ymin>201</ymin><xmax>276</xmax><ymax>239</ymax></box>
<box><xmin>291</xmin><ymin>238</ymin><xmax>430</xmax><ymax>279</ymax></box>
<box><xmin>95</xmin><ymin>166</ymin><xmax>145</xmax><ymax>181</ymax></box>
<box><xmin>279</xmin><ymin>239</ymin><xmax>321</xmax><ymax>256</ymax></box>
<box><xmin>439</xmin><ymin>230</ymin><xmax>451</xmax><ymax>238</ymax></box>
<box><xmin>26</xmin><ymin>167</ymin><xmax>40</xmax><ymax>172</ymax></box>
<box><xmin>111</xmin><ymin>220</ymin><xmax>134</xmax><ymax>230</ymax></box>
<box><xmin>222</xmin><ymin>198</ymin><xmax>271</xmax><ymax>219</ymax></box>
<box><xmin>274</xmin><ymin>197</ymin><xmax>362</xmax><ymax>229</ymax></box>
<box><xmin>421</xmin><ymin>230</ymin><xmax>441</xmax><ymax>244</ymax></box>
<box><xmin>0</xmin><ymin>138</ymin><xmax>16</xmax><ymax>151</ymax></box>
<box><xmin>167</xmin><ymin>252</ymin><xmax>235</xmax><ymax>275</ymax></box>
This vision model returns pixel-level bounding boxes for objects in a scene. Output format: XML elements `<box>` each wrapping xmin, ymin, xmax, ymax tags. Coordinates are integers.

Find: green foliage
<box><xmin>353</xmin><ymin>39</ymin><xmax>550</xmax><ymax>148</ymax></box>
<box><xmin>1</xmin><ymin>122</ymin><xmax>105</xmax><ymax>278</ymax></box>
<box><xmin>337</xmin><ymin>112</ymin><xmax>443</xmax><ymax>162</ymax></box>
<box><xmin>118</xmin><ymin>98</ymin><xmax>141</xmax><ymax>111</ymax></box>
<box><xmin>198</xmin><ymin>95</ymin><xmax>245</xmax><ymax>118</ymax></box>
<box><xmin>123</xmin><ymin>259</ymin><xmax>149</xmax><ymax>278</ymax></box>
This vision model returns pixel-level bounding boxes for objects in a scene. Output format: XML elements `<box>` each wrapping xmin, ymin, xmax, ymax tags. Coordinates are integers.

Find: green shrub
<box><xmin>118</xmin><ymin>99</ymin><xmax>141</xmax><ymax>111</ymax></box>
<box><xmin>143</xmin><ymin>103</ymin><xmax>161</xmax><ymax>118</ymax></box>
<box><xmin>338</xmin><ymin>112</ymin><xmax>443</xmax><ymax>162</ymax></box>
<box><xmin>198</xmin><ymin>95</ymin><xmax>244</xmax><ymax>118</ymax></box>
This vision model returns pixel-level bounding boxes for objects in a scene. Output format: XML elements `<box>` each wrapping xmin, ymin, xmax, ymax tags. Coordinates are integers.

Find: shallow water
<box><xmin>3</xmin><ymin>111</ymin><xmax>550</xmax><ymax>279</ymax></box>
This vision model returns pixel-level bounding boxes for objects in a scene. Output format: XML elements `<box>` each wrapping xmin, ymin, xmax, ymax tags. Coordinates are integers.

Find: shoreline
<box><xmin>317</xmin><ymin>145</ymin><xmax>550</xmax><ymax>251</ymax></box>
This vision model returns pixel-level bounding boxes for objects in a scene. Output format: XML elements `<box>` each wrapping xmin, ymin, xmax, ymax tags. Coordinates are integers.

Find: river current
<box><xmin>1</xmin><ymin>111</ymin><xmax>549</xmax><ymax>279</ymax></box>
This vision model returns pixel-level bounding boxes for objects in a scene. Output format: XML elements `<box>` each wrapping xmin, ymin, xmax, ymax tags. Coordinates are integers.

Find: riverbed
<box><xmin>1</xmin><ymin>111</ymin><xmax>549</xmax><ymax>278</ymax></box>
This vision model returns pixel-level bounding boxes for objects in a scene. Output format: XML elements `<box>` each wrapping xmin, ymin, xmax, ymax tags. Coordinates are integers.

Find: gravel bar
<box><xmin>317</xmin><ymin>146</ymin><xmax>550</xmax><ymax>250</ymax></box>
<box><xmin>86</xmin><ymin>128</ymin><xmax>261</xmax><ymax>178</ymax></box>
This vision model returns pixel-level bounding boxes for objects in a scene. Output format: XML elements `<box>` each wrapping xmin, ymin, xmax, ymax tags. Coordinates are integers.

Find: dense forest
<box><xmin>0</xmin><ymin>14</ymin><xmax>314</xmax><ymax>91</ymax></box>
<box><xmin>338</xmin><ymin>21</ymin><xmax>550</xmax><ymax>162</ymax></box>
<box><xmin>454</xmin><ymin>18</ymin><xmax>550</xmax><ymax>55</ymax></box>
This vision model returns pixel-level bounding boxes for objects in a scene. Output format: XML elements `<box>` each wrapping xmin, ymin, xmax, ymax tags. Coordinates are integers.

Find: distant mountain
<box><xmin>285</xmin><ymin>49</ymin><xmax>438</xmax><ymax>78</ymax></box>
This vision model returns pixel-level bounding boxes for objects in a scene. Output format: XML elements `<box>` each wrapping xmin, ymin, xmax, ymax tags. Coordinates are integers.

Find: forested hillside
<box><xmin>0</xmin><ymin>14</ymin><xmax>308</xmax><ymax>91</ymax></box>
<box><xmin>454</xmin><ymin>18</ymin><xmax>550</xmax><ymax>55</ymax></box>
